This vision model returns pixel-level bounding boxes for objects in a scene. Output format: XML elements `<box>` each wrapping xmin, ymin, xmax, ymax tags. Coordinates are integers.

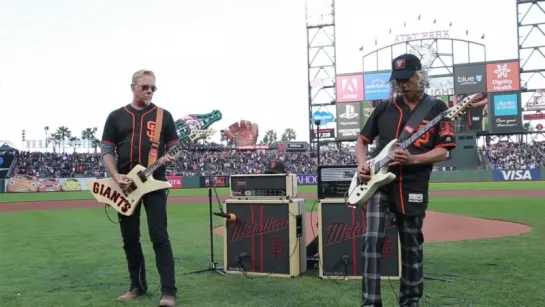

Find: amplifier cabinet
<box><xmin>223</xmin><ymin>198</ymin><xmax>307</xmax><ymax>277</ymax></box>
<box><xmin>229</xmin><ymin>174</ymin><xmax>298</xmax><ymax>200</ymax></box>
<box><xmin>318</xmin><ymin>198</ymin><xmax>401</xmax><ymax>280</ymax></box>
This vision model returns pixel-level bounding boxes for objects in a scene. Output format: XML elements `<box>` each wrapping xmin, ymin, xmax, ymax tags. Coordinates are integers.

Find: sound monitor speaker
<box><xmin>318</xmin><ymin>198</ymin><xmax>401</xmax><ymax>280</ymax></box>
<box><xmin>223</xmin><ymin>198</ymin><xmax>307</xmax><ymax>277</ymax></box>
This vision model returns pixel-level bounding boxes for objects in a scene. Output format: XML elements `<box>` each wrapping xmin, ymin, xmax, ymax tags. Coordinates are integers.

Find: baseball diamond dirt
<box><xmin>0</xmin><ymin>190</ymin><xmax>540</xmax><ymax>242</ymax></box>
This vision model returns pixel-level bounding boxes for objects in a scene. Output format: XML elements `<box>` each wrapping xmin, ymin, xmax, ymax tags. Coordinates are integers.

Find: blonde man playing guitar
<box><xmin>100</xmin><ymin>69</ymin><xmax>179</xmax><ymax>307</ymax></box>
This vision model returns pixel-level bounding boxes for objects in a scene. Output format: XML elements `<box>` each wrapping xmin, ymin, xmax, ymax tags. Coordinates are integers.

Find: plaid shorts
<box><xmin>361</xmin><ymin>190</ymin><xmax>425</xmax><ymax>307</ymax></box>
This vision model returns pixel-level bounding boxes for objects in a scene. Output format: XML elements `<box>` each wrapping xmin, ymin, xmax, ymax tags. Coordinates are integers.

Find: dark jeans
<box><xmin>118</xmin><ymin>189</ymin><xmax>177</xmax><ymax>297</ymax></box>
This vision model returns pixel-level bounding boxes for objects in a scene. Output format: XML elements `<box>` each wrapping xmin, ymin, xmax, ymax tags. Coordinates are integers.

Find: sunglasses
<box><xmin>135</xmin><ymin>84</ymin><xmax>157</xmax><ymax>92</ymax></box>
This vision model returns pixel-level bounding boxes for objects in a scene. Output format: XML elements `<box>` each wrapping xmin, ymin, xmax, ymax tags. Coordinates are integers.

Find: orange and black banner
<box><xmin>199</xmin><ymin>176</ymin><xmax>229</xmax><ymax>188</ymax></box>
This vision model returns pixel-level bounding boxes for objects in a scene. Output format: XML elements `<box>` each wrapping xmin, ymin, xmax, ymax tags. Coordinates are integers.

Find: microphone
<box><xmin>213</xmin><ymin>212</ymin><xmax>237</xmax><ymax>222</ymax></box>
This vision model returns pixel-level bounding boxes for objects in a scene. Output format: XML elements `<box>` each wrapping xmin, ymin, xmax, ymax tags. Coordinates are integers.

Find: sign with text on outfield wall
<box><xmin>493</xmin><ymin>169</ymin><xmax>540</xmax><ymax>181</ymax></box>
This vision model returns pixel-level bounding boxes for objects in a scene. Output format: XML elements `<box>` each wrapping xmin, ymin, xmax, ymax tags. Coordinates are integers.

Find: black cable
<box><xmin>235</xmin><ymin>239</ymin><xmax>300</xmax><ymax>279</ymax></box>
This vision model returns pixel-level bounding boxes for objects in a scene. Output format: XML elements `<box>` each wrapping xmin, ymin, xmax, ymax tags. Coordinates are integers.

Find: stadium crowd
<box><xmin>7</xmin><ymin>147</ymin><xmax>357</xmax><ymax>178</ymax></box>
<box><xmin>4</xmin><ymin>141</ymin><xmax>543</xmax><ymax>178</ymax></box>
<box><xmin>479</xmin><ymin>141</ymin><xmax>545</xmax><ymax>170</ymax></box>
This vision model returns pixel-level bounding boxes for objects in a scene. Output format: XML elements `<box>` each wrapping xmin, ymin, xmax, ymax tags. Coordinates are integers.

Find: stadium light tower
<box><xmin>306</xmin><ymin>0</ymin><xmax>337</xmax><ymax>150</ymax></box>
<box><xmin>517</xmin><ymin>0</ymin><xmax>545</xmax><ymax>133</ymax></box>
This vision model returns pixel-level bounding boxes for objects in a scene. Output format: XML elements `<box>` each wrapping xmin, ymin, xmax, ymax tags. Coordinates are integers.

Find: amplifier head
<box><xmin>317</xmin><ymin>165</ymin><xmax>357</xmax><ymax>199</ymax></box>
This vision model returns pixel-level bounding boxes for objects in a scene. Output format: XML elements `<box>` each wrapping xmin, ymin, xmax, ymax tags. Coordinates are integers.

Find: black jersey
<box><xmin>359</xmin><ymin>94</ymin><xmax>456</xmax><ymax>216</ymax></box>
<box><xmin>101</xmin><ymin>103</ymin><xmax>179</xmax><ymax>179</ymax></box>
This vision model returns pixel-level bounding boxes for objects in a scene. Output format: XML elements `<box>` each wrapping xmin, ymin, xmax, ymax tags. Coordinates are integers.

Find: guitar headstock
<box><xmin>188</xmin><ymin>129</ymin><xmax>216</xmax><ymax>142</ymax></box>
<box><xmin>443</xmin><ymin>93</ymin><xmax>479</xmax><ymax>121</ymax></box>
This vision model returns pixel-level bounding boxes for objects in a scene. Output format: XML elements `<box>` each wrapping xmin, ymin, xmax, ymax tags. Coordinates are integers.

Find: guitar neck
<box><xmin>144</xmin><ymin>143</ymin><xmax>184</xmax><ymax>175</ymax></box>
<box><xmin>399</xmin><ymin>113</ymin><xmax>444</xmax><ymax>150</ymax></box>
<box><xmin>374</xmin><ymin>113</ymin><xmax>445</xmax><ymax>171</ymax></box>
<box><xmin>142</xmin><ymin>131</ymin><xmax>211</xmax><ymax>177</ymax></box>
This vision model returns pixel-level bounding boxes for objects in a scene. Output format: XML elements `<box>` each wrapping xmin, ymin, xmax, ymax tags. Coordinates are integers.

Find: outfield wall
<box><xmin>0</xmin><ymin>169</ymin><xmax>542</xmax><ymax>193</ymax></box>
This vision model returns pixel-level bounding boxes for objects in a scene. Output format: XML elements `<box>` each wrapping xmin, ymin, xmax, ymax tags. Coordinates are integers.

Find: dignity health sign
<box><xmin>363</xmin><ymin>72</ymin><xmax>391</xmax><ymax>100</ymax></box>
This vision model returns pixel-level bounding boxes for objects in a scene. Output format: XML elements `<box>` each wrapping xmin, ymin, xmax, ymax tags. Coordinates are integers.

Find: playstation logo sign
<box><xmin>336</xmin><ymin>102</ymin><xmax>361</xmax><ymax>141</ymax></box>
<box><xmin>340</xmin><ymin>104</ymin><xmax>359</xmax><ymax>120</ymax></box>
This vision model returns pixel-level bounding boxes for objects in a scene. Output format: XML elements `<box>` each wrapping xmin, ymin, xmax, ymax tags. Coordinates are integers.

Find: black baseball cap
<box><xmin>389</xmin><ymin>53</ymin><xmax>422</xmax><ymax>81</ymax></box>
<box><xmin>264</xmin><ymin>160</ymin><xmax>286</xmax><ymax>174</ymax></box>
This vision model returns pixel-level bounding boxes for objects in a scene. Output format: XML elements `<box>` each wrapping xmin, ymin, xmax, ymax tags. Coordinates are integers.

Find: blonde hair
<box><xmin>131</xmin><ymin>69</ymin><xmax>156</xmax><ymax>84</ymax></box>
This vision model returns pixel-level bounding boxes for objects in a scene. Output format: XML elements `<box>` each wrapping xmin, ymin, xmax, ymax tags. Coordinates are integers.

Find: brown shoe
<box><xmin>158</xmin><ymin>295</ymin><xmax>176</xmax><ymax>307</ymax></box>
<box><xmin>117</xmin><ymin>288</ymin><xmax>146</xmax><ymax>302</ymax></box>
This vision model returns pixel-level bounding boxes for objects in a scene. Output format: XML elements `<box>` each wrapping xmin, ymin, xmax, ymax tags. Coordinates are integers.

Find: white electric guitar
<box><xmin>346</xmin><ymin>94</ymin><xmax>478</xmax><ymax>208</ymax></box>
<box><xmin>88</xmin><ymin>129</ymin><xmax>216</xmax><ymax>216</ymax></box>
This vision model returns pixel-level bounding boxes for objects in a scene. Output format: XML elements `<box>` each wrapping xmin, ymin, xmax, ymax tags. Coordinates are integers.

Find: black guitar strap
<box><xmin>396</xmin><ymin>95</ymin><xmax>436</xmax><ymax>142</ymax></box>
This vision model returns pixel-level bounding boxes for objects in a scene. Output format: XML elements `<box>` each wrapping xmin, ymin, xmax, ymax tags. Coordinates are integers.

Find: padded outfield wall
<box><xmin>0</xmin><ymin>169</ymin><xmax>542</xmax><ymax>194</ymax></box>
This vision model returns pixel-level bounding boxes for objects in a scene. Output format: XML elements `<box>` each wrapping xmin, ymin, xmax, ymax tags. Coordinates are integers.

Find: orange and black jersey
<box><xmin>101</xmin><ymin>103</ymin><xmax>179</xmax><ymax>179</ymax></box>
<box><xmin>359</xmin><ymin>94</ymin><xmax>456</xmax><ymax>216</ymax></box>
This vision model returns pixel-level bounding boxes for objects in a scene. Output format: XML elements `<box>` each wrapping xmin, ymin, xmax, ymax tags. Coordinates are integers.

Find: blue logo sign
<box><xmin>493</xmin><ymin>169</ymin><xmax>540</xmax><ymax>181</ymax></box>
<box><xmin>0</xmin><ymin>157</ymin><xmax>3</xmax><ymax>166</ymax></box>
<box><xmin>493</xmin><ymin>94</ymin><xmax>518</xmax><ymax>116</ymax></box>
<box><xmin>363</xmin><ymin>72</ymin><xmax>391</xmax><ymax>100</ymax></box>
<box><xmin>312</xmin><ymin>111</ymin><xmax>334</xmax><ymax>125</ymax></box>
<box><xmin>297</xmin><ymin>174</ymin><xmax>317</xmax><ymax>185</ymax></box>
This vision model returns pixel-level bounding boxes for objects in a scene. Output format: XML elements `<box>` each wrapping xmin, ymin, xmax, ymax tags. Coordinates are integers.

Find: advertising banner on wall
<box><xmin>363</xmin><ymin>72</ymin><xmax>391</xmax><ymax>100</ymax></box>
<box><xmin>336</xmin><ymin>102</ymin><xmax>362</xmax><ymax>141</ymax></box>
<box><xmin>167</xmin><ymin>176</ymin><xmax>183</xmax><ymax>189</ymax></box>
<box><xmin>493</xmin><ymin>169</ymin><xmax>540</xmax><ymax>181</ymax></box>
<box><xmin>311</xmin><ymin>105</ymin><xmax>336</xmax><ymax>139</ymax></box>
<box><xmin>426</xmin><ymin>76</ymin><xmax>455</xmax><ymax>96</ymax></box>
<box><xmin>199</xmin><ymin>176</ymin><xmax>229</xmax><ymax>188</ymax></box>
<box><xmin>453</xmin><ymin>64</ymin><xmax>487</xmax><ymax>94</ymax></box>
<box><xmin>489</xmin><ymin>92</ymin><xmax>523</xmax><ymax>133</ymax></box>
<box><xmin>336</xmin><ymin>74</ymin><xmax>364</xmax><ymax>103</ymax></box>
<box><xmin>5</xmin><ymin>176</ymin><xmax>97</xmax><ymax>193</ymax></box>
<box><xmin>297</xmin><ymin>174</ymin><xmax>317</xmax><ymax>186</ymax></box>
<box><xmin>486</xmin><ymin>61</ymin><xmax>520</xmax><ymax>93</ymax></box>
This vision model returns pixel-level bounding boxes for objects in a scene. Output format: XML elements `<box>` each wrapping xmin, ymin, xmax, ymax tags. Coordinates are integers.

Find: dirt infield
<box><xmin>0</xmin><ymin>190</ymin><xmax>539</xmax><ymax>242</ymax></box>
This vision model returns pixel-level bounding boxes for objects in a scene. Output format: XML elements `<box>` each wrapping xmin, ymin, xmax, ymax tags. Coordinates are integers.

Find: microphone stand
<box><xmin>180</xmin><ymin>167</ymin><xmax>226</xmax><ymax>276</ymax></box>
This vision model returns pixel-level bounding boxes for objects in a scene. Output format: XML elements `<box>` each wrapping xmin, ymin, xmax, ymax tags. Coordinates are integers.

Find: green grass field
<box><xmin>0</xmin><ymin>182</ymin><xmax>544</xmax><ymax>306</ymax></box>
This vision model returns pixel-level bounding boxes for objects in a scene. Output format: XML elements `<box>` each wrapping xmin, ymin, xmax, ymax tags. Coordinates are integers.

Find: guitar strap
<box><xmin>396</xmin><ymin>95</ymin><xmax>436</xmax><ymax>143</ymax></box>
<box><xmin>148</xmin><ymin>107</ymin><xmax>164</xmax><ymax>166</ymax></box>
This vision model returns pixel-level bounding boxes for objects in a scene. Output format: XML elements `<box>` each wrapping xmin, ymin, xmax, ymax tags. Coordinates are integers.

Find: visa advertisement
<box><xmin>363</xmin><ymin>72</ymin><xmax>391</xmax><ymax>100</ymax></box>
<box><xmin>493</xmin><ymin>169</ymin><xmax>540</xmax><ymax>181</ymax></box>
